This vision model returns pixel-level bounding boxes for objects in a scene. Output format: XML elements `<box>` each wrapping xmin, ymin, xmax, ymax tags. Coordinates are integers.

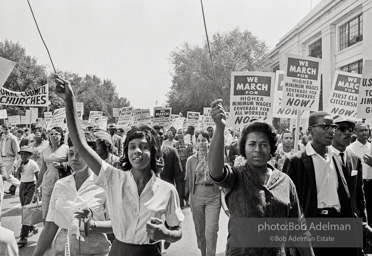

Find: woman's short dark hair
<box><xmin>68</xmin><ymin>131</ymin><xmax>97</xmax><ymax>151</ymax></box>
<box><xmin>49</xmin><ymin>127</ymin><xmax>65</xmax><ymax>147</ymax></box>
<box><xmin>194</xmin><ymin>130</ymin><xmax>210</xmax><ymax>143</ymax></box>
<box><xmin>122</xmin><ymin>125</ymin><xmax>161</xmax><ymax>174</ymax></box>
<box><xmin>239</xmin><ymin>122</ymin><xmax>278</xmax><ymax>157</ymax></box>
<box><xmin>96</xmin><ymin>139</ymin><xmax>113</xmax><ymax>153</ymax></box>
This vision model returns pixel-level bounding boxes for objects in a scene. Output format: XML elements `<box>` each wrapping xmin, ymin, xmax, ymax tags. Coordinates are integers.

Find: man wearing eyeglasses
<box><xmin>283</xmin><ymin>112</ymin><xmax>359</xmax><ymax>256</ymax></box>
<box><xmin>348</xmin><ymin>122</ymin><xmax>372</xmax><ymax>227</ymax></box>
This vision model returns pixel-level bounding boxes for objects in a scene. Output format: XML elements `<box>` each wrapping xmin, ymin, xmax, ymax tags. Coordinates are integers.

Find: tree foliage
<box><xmin>0</xmin><ymin>40</ymin><xmax>130</xmax><ymax>123</ymax></box>
<box><xmin>167</xmin><ymin>28</ymin><xmax>271</xmax><ymax>115</ymax></box>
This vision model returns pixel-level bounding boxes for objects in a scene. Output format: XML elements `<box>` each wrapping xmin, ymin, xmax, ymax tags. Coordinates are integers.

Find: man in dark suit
<box><xmin>153</xmin><ymin>125</ymin><xmax>184</xmax><ymax>207</ymax></box>
<box><xmin>283</xmin><ymin>112</ymin><xmax>363</xmax><ymax>256</ymax></box>
<box><xmin>331</xmin><ymin>117</ymin><xmax>372</xmax><ymax>253</ymax></box>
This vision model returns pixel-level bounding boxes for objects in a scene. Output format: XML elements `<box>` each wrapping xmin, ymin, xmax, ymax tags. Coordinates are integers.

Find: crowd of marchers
<box><xmin>1</xmin><ymin>77</ymin><xmax>372</xmax><ymax>256</ymax></box>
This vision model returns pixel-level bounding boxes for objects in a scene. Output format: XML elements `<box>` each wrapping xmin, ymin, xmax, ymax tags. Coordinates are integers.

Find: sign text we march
<box><xmin>228</xmin><ymin>71</ymin><xmax>274</xmax><ymax>128</ymax></box>
<box><xmin>282</xmin><ymin>55</ymin><xmax>321</xmax><ymax>111</ymax></box>
<box><xmin>326</xmin><ymin>71</ymin><xmax>360</xmax><ymax>120</ymax></box>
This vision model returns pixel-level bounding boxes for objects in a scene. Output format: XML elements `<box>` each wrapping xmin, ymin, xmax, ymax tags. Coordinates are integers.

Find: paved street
<box><xmin>1</xmin><ymin>182</ymin><xmax>228</xmax><ymax>256</ymax></box>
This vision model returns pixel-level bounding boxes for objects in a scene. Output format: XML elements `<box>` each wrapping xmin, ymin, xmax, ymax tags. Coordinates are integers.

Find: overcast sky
<box><xmin>0</xmin><ymin>0</ymin><xmax>321</xmax><ymax>112</ymax></box>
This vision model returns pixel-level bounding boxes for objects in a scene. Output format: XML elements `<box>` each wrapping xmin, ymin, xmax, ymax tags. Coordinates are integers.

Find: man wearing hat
<box><xmin>1</xmin><ymin>122</ymin><xmax>21</xmax><ymax>195</ymax></box>
<box><xmin>108</xmin><ymin>124</ymin><xmax>123</xmax><ymax>157</ymax></box>
<box><xmin>15</xmin><ymin>146</ymin><xmax>40</xmax><ymax>248</ymax></box>
<box><xmin>331</xmin><ymin>118</ymin><xmax>372</xmax><ymax>252</ymax></box>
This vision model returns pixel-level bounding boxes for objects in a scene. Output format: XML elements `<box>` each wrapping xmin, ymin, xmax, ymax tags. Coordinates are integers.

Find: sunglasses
<box><xmin>311</xmin><ymin>123</ymin><xmax>339</xmax><ymax>130</ymax></box>
<box><xmin>337</xmin><ymin>126</ymin><xmax>354</xmax><ymax>133</ymax></box>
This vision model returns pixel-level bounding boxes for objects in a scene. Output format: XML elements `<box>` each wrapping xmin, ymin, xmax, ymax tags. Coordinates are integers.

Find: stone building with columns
<box><xmin>267</xmin><ymin>0</ymin><xmax>372</xmax><ymax>114</ymax></box>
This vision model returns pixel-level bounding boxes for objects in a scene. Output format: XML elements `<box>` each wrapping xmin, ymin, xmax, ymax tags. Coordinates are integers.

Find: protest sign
<box><xmin>0</xmin><ymin>84</ymin><xmax>49</xmax><ymax>107</ymax></box>
<box><xmin>25</xmin><ymin>110</ymin><xmax>31</xmax><ymax>125</ymax></box>
<box><xmin>0</xmin><ymin>56</ymin><xmax>16</xmax><ymax>89</ymax></box>
<box><xmin>186</xmin><ymin>111</ymin><xmax>200</xmax><ymax>128</ymax></box>
<box><xmin>44</xmin><ymin>112</ymin><xmax>53</xmax><ymax>124</ymax></box>
<box><xmin>20</xmin><ymin>116</ymin><xmax>27</xmax><ymax>125</ymax></box>
<box><xmin>88</xmin><ymin>111</ymin><xmax>103</xmax><ymax>125</ymax></box>
<box><xmin>117</xmin><ymin>107</ymin><xmax>134</xmax><ymax>130</ymax></box>
<box><xmin>113</xmin><ymin>108</ymin><xmax>120</xmax><ymax>118</ymax></box>
<box><xmin>36</xmin><ymin>118</ymin><xmax>47</xmax><ymax>129</ymax></box>
<box><xmin>30</xmin><ymin>108</ymin><xmax>38</xmax><ymax>123</ymax></box>
<box><xmin>76</xmin><ymin>102</ymin><xmax>84</xmax><ymax>119</ymax></box>
<box><xmin>8</xmin><ymin>115</ymin><xmax>21</xmax><ymax>125</ymax></box>
<box><xmin>203</xmin><ymin>107</ymin><xmax>215</xmax><ymax>130</ymax></box>
<box><xmin>326</xmin><ymin>71</ymin><xmax>361</xmax><ymax>120</ymax></box>
<box><xmin>133</xmin><ymin>109</ymin><xmax>151</xmax><ymax>126</ymax></box>
<box><xmin>153</xmin><ymin>107</ymin><xmax>171</xmax><ymax>127</ymax></box>
<box><xmin>47</xmin><ymin>108</ymin><xmax>66</xmax><ymax>130</ymax></box>
<box><xmin>227</xmin><ymin>71</ymin><xmax>275</xmax><ymax>128</ymax></box>
<box><xmin>96</xmin><ymin>116</ymin><xmax>108</xmax><ymax>130</ymax></box>
<box><xmin>272</xmin><ymin>70</ymin><xmax>304</xmax><ymax>118</ymax></box>
<box><xmin>357</xmin><ymin>60</ymin><xmax>372</xmax><ymax>119</ymax></box>
<box><xmin>0</xmin><ymin>109</ymin><xmax>7</xmax><ymax>119</ymax></box>
<box><xmin>282</xmin><ymin>55</ymin><xmax>321</xmax><ymax>110</ymax></box>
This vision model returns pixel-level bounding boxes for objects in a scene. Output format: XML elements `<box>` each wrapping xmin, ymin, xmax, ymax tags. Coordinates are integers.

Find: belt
<box><xmin>316</xmin><ymin>208</ymin><xmax>340</xmax><ymax>217</ymax></box>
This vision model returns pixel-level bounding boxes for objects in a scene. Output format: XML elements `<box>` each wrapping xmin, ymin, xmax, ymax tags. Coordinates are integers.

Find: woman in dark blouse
<box><xmin>208</xmin><ymin>99</ymin><xmax>314</xmax><ymax>256</ymax></box>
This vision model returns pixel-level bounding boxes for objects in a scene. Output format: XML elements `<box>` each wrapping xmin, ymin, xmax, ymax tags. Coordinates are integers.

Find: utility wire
<box><xmin>200</xmin><ymin>0</ymin><xmax>217</xmax><ymax>86</ymax></box>
<box><xmin>27</xmin><ymin>0</ymin><xmax>57</xmax><ymax>73</ymax></box>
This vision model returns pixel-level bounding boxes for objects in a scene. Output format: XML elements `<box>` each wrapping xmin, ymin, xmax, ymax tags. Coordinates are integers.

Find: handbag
<box><xmin>22</xmin><ymin>194</ymin><xmax>43</xmax><ymax>225</ymax></box>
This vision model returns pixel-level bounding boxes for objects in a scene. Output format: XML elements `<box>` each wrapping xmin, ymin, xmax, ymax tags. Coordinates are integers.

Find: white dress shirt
<box><xmin>347</xmin><ymin>140</ymin><xmax>372</xmax><ymax>180</ymax></box>
<box><xmin>46</xmin><ymin>172</ymin><xmax>107</xmax><ymax>229</ymax></box>
<box><xmin>306</xmin><ymin>143</ymin><xmax>340</xmax><ymax>211</ymax></box>
<box><xmin>95</xmin><ymin>161</ymin><xmax>184</xmax><ymax>244</ymax></box>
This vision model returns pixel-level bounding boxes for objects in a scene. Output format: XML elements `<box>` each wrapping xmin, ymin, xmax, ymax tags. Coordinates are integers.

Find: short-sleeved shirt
<box><xmin>46</xmin><ymin>172</ymin><xmax>107</xmax><ymax>228</ymax></box>
<box><xmin>211</xmin><ymin>164</ymin><xmax>306</xmax><ymax>256</ymax></box>
<box><xmin>95</xmin><ymin>161</ymin><xmax>184</xmax><ymax>244</ymax></box>
<box><xmin>15</xmin><ymin>159</ymin><xmax>39</xmax><ymax>183</ymax></box>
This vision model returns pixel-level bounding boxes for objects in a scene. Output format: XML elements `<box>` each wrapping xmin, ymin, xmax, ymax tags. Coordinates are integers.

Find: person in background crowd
<box><xmin>32</xmin><ymin>133</ymin><xmax>112</xmax><ymax>256</ymax></box>
<box><xmin>348</xmin><ymin>122</ymin><xmax>372</xmax><ymax>228</ymax></box>
<box><xmin>153</xmin><ymin>125</ymin><xmax>184</xmax><ymax>209</ymax></box>
<box><xmin>94</xmin><ymin>131</ymin><xmax>120</xmax><ymax>168</ymax></box>
<box><xmin>227</xmin><ymin>129</ymin><xmax>240</xmax><ymax>165</ymax></box>
<box><xmin>36</xmin><ymin>127</ymin><xmax>69</xmax><ymax>220</ymax></box>
<box><xmin>2</xmin><ymin>123</ymin><xmax>21</xmax><ymax>196</ymax></box>
<box><xmin>274</xmin><ymin>130</ymin><xmax>295</xmax><ymax>171</ymax></box>
<box><xmin>29</xmin><ymin>131</ymin><xmax>49</xmax><ymax>170</ymax></box>
<box><xmin>56</xmin><ymin>76</ymin><xmax>184</xmax><ymax>256</ymax></box>
<box><xmin>108</xmin><ymin>124</ymin><xmax>123</xmax><ymax>157</ymax></box>
<box><xmin>117</xmin><ymin>127</ymin><xmax>126</xmax><ymax>150</ymax></box>
<box><xmin>184</xmin><ymin>126</ymin><xmax>196</xmax><ymax>146</ymax></box>
<box><xmin>206</xmin><ymin>126</ymin><xmax>214</xmax><ymax>140</ymax></box>
<box><xmin>283</xmin><ymin>111</ymin><xmax>361</xmax><ymax>256</ymax></box>
<box><xmin>185</xmin><ymin>130</ymin><xmax>221</xmax><ymax>256</ymax></box>
<box><xmin>163</xmin><ymin>128</ymin><xmax>177</xmax><ymax>148</ymax></box>
<box><xmin>15</xmin><ymin>129</ymin><xmax>27</xmax><ymax>147</ymax></box>
<box><xmin>174</xmin><ymin>128</ymin><xmax>193</xmax><ymax>208</ymax></box>
<box><xmin>208</xmin><ymin>99</ymin><xmax>314</xmax><ymax>256</ymax></box>
<box><xmin>14</xmin><ymin>146</ymin><xmax>39</xmax><ymax>248</ymax></box>
<box><xmin>330</xmin><ymin>117</ymin><xmax>372</xmax><ymax>254</ymax></box>
<box><xmin>24</xmin><ymin>128</ymin><xmax>34</xmax><ymax>143</ymax></box>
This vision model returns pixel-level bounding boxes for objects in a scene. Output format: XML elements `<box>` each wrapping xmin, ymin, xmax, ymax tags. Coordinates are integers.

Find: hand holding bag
<box><xmin>22</xmin><ymin>194</ymin><xmax>43</xmax><ymax>225</ymax></box>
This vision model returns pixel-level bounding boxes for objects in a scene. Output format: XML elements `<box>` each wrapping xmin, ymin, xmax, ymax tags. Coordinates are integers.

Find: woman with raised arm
<box><xmin>55</xmin><ymin>76</ymin><xmax>183</xmax><ymax>256</ymax></box>
<box><xmin>208</xmin><ymin>99</ymin><xmax>314</xmax><ymax>256</ymax></box>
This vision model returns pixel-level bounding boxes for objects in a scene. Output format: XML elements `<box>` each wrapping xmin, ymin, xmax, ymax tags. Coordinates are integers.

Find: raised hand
<box><xmin>210</xmin><ymin>99</ymin><xmax>226</xmax><ymax>127</ymax></box>
<box><xmin>54</xmin><ymin>75</ymin><xmax>73</xmax><ymax>100</ymax></box>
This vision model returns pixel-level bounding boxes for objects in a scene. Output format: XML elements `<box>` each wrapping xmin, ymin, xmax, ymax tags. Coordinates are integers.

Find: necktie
<box><xmin>339</xmin><ymin>152</ymin><xmax>345</xmax><ymax>166</ymax></box>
